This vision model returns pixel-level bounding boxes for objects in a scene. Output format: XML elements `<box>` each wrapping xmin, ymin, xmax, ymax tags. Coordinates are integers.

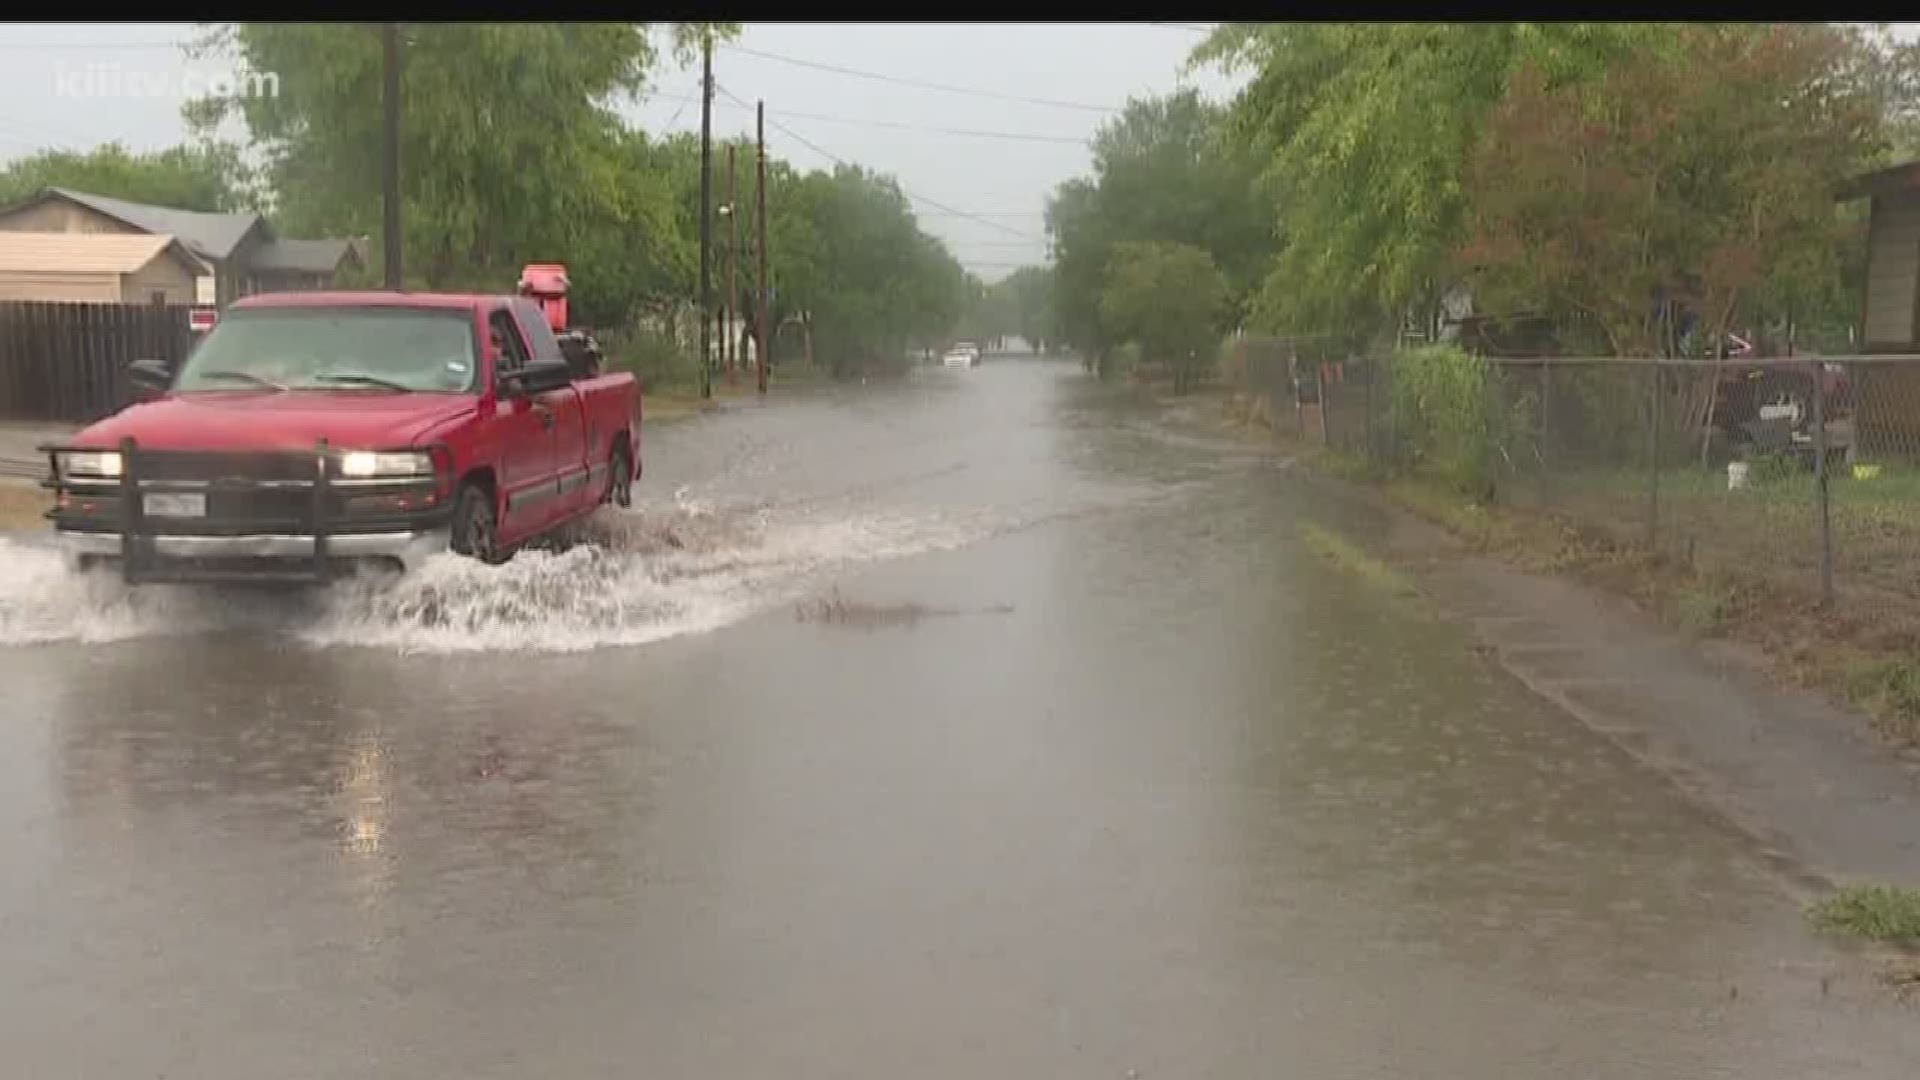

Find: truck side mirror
<box><xmin>497</xmin><ymin>360</ymin><xmax>572</xmax><ymax>399</ymax></box>
<box><xmin>128</xmin><ymin>358</ymin><xmax>172</xmax><ymax>399</ymax></box>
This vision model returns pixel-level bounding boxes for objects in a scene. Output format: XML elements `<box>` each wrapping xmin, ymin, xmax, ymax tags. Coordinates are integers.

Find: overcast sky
<box><xmin>9</xmin><ymin>23</ymin><xmax>1911</xmax><ymax>285</ymax></box>
<box><xmin>0</xmin><ymin>22</ymin><xmax>1232</xmax><ymax>282</ymax></box>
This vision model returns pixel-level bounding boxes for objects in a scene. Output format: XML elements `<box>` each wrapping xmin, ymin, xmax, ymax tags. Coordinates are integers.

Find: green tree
<box><xmin>1458</xmin><ymin>24</ymin><xmax>1882</xmax><ymax>355</ymax></box>
<box><xmin>0</xmin><ymin>141</ymin><xmax>250</xmax><ymax>211</ymax></box>
<box><xmin>1000</xmin><ymin>265</ymin><xmax>1056</xmax><ymax>352</ymax></box>
<box><xmin>1045</xmin><ymin>177</ymin><xmax>1112</xmax><ymax>372</ymax></box>
<box><xmin>958</xmin><ymin>271</ymin><xmax>1020</xmax><ymax>348</ymax></box>
<box><xmin>185</xmin><ymin>22</ymin><xmax>734</xmax><ymax>294</ymax></box>
<box><xmin>1195</xmin><ymin>22</ymin><xmax>1669</xmax><ymax>336</ymax></box>
<box><xmin>764</xmin><ymin>163</ymin><xmax>965</xmax><ymax>375</ymax></box>
<box><xmin>1099</xmin><ymin>240</ymin><xmax>1226</xmax><ymax>392</ymax></box>
<box><xmin>1046</xmin><ymin>89</ymin><xmax>1272</xmax><ymax>373</ymax></box>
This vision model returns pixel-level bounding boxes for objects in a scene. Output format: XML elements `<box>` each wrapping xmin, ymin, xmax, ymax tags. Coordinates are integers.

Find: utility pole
<box><xmin>757</xmin><ymin>99</ymin><xmax>770</xmax><ymax>394</ymax></box>
<box><xmin>726</xmin><ymin>142</ymin><xmax>738</xmax><ymax>379</ymax></box>
<box><xmin>381</xmin><ymin>23</ymin><xmax>402</xmax><ymax>290</ymax></box>
<box><xmin>697</xmin><ymin>32</ymin><xmax>714</xmax><ymax>399</ymax></box>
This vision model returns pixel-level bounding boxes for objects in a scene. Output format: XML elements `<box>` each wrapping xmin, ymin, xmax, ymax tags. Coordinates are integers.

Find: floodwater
<box><xmin>0</xmin><ymin>360</ymin><xmax>1914</xmax><ymax>1077</ymax></box>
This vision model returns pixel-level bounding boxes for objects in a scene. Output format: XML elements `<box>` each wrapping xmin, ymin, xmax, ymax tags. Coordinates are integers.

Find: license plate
<box><xmin>143</xmin><ymin>492</ymin><xmax>206</xmax><ymax>518</ymax></box>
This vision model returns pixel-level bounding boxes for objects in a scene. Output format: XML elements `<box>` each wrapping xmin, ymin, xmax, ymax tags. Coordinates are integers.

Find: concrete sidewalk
<box><xmin>1312</xmin><ymin>471</ymin><xmax>1920</xmax><ymax>893</ymax></box>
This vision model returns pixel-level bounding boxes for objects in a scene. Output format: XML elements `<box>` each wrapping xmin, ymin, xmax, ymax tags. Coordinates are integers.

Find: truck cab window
<box><xmin>511</xmin><ymin>299</ymin><xmax>569</xmax><ymax>365</ymax></box>
<box><xmin>489</xmin><ymin>309</ymin><xmax>530</xmax><ymax>374</ymax></box>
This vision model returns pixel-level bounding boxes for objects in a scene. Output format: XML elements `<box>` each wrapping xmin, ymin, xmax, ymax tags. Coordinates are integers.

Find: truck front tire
<box><xmin>450</xmin><ymin>481</ymin><xmax>511</xmax><ymax>565</ymax></box>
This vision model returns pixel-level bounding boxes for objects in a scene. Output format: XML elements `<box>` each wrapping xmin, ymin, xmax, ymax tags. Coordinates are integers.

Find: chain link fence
<box><xmin>1225</xmin><ymin>332</ymin><xmax>1378</xmax><ymax>443</ymax></box>
<box><xmin>1289</xmin><ymin>343</ymin><xmax>1920</xmax><ymax>633</ymax></box>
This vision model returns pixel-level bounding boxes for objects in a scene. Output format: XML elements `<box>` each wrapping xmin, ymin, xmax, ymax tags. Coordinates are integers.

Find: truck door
<box><xmin>511</xmin><ymin>298</ymin><xmax>593</xmax><ymax>516</ymax></box>
<box><xmin>487</xmin><ymin>307</ymin><xmax>559</xmax><ymax>539</ymax></box>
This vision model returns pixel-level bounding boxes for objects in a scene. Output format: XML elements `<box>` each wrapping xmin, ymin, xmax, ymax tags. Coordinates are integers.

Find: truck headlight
<box><xmin>57</xmin><ymin>450</ymin><xmax>122</xmax><ymax>479</ymax></box>
<box><xmin>338</xmin><ymin>450</ymin><xmax>433</xmax><ymax>478</ymax></box>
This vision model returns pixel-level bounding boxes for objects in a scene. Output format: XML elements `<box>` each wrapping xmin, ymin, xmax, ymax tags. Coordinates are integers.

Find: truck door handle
<box><xmin>534</xmin><ymin>406</ymin><xmax>554</xmax><ymax>430</ymax></box>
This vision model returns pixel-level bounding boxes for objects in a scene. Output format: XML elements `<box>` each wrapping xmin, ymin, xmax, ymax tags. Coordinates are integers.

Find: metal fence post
<box><xmin>1646</xmin><ymin>363</ymin><xmax>1661</xmax><ymax>555</ymax></box>
<box><xmin>1317</xmin><ymin>360</ymin><xmax>1330</xmax><ymax>449</ymax></box>
<box><xmin>1385</xmin><ymin>352</ymin><xmax>1396</xmax><ymax>469</ymax></box>
<box><xmin>1363</xmin><ymin>356</ymin><xmax>1375</xmax><ymax>468</ymax></box>
<box><xmin>1538</xmin><ymin>360</ymin><xmax>1552</xmax><ymax>506</ymax></box>
<box><xmin>1811</xmin><ymin>359</ymin><xmax>1834</xmax><ymax>606</ymax></box>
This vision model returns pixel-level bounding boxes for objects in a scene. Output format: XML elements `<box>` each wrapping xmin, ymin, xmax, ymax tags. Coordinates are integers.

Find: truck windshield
<box><xmin>174</xmin><ymin>307</ymin><xmax>479</xmax><ymax>394</ymax></box>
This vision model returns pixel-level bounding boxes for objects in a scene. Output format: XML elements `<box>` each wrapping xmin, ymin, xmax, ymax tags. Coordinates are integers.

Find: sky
<box><xmin>0</xmin><ymin>21</ymin><xmax>1236</xmax><ymax>283</ymax></box>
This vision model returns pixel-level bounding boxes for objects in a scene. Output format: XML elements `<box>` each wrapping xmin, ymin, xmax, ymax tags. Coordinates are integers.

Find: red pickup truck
<box><xmin>40</xmin><ymin>290</ymin><xmax>640</xmax><ymax>584</ymax></box>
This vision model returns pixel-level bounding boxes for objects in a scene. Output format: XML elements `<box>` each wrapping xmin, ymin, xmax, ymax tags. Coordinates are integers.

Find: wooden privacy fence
<box><xmin>0</xmin><ymin>301</ymin><xmax>194</xmax><ymax>422</ymax></box>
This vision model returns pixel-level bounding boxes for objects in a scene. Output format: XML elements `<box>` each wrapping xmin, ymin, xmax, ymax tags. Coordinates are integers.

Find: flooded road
<box><xmin>1</xmin><ymin>360</ymin><xmax>1915</xmax><ymax>1077</ymax></box>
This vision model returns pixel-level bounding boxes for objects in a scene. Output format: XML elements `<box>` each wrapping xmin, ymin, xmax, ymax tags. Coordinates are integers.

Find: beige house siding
<box><xmin>0</xmin><ymin>198</ymin><xmax>234</xmax><ymax>302</ymax></box>
<box><xmin>121</xmin><ymin>256</ymin><xmax>197</xmax><ymax>304</ymax></box>
<box><xmin>0</xmin><ymin>201</ymin><xmax>140</xmax><ymax>235</ymax></box>
<box><xmin>1863</xmin><ymin>193</ymin><xmax>1920</xmax><ymax>348</ymax></box>
<box><xmin>0</xmin><ymin>272</ymin><xmax>123</xmax><ymax>302</ymax></box>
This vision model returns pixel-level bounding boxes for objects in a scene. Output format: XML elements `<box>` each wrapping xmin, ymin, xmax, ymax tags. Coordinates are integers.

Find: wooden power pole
<box><xmin>697</xmin><ymin>33</ymin><xmax>714</xmax><ymax>399</ymax></box>
<box><xmin>757</xmin><ymin>99</ymin><xmax>770</xmax><ymax>394</ymax></box>
<box><xmin>726</xmin><ymin>142</ymin><xmax>738</xmax><ymax>378</ymax></box>
<box><xmin>381</xmin><ymin>24</ymin><xmax>402</xmax><ymax>290</ymax></box>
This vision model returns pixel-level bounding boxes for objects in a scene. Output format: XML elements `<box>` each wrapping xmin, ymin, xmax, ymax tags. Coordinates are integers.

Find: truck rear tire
<box><xmin>450</xmin><ymin>480</ymin><xmax>511</xmax><ymax>566</ymax></box>
<box><xmin>605</xmin><ymin>443</ymin><xmax>633</xmax><ymax>509</ymax></box>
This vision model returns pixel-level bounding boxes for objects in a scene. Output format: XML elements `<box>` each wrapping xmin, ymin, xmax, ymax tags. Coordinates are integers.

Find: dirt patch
<box><xmin>0</xmin><ymin>482</ymin><xmax>49</xmax><ymax>532</ymax></box>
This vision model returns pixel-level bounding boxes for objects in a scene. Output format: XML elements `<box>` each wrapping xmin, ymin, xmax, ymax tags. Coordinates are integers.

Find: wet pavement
<box><xmin>2</xmin><ymin>359</ymin><xmax>1917</xmax><ymax>1077</ymax></box>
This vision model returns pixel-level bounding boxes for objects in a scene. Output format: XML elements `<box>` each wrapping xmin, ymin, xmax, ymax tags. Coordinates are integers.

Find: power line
<box><xmin>718</xmin><ymin>101</ymin><xmax>1088</xmax><ymax>146</ymax></box>
<box><xmin>676</xmin><ymin>88</ymin><xmax>1089</xmax><ymax>145</ymax></box>
<box><xmin>716</xmin><ymin>82</ymin><xmax>1047</xmax><ymax>245</ymax></box>
<box><xmin>719</xmin><ymin>43</ymin><xmax>1120</xmax><ymax>115</ymax></box>
<box><xmin>659</xmin><ymin>77</ymin><xmax>697</xmax><ymax>130</ymax></box>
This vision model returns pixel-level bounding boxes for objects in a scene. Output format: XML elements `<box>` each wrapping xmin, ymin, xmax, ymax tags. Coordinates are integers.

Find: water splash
<box><xmin>0</xmin><ymin>502</ymin><xmax>986</xmax><ymax>654</ymax></box>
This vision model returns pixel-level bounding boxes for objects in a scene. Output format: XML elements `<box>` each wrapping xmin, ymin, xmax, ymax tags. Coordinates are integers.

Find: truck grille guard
<box><xmin>39</xmin><ymin>436</ymin><xmax>448</xmax><ymax>586</ymax></box>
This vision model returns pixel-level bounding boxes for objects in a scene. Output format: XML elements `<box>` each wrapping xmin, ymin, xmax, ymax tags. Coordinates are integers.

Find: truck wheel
<box><xmin>605</xmin><ymin>443</ymin><xmax>633</xmax><ymax>509</ymax></box>
<box><xmin>450</xmin><ymin>481</ymin><xmax>510</xmax><ymax>565</ymax></box>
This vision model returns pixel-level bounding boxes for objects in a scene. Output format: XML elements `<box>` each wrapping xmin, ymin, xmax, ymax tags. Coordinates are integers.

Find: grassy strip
<box><xmin>1297</xmin><ymin>520</ymin><xmax>1418</xmax><ymax>598</ymax></box>
<box><xmin>1807</xmin><ymin>885</ymin><xmax>1920</xmax><ymax>946</ymax></box>
<box><xmin>0</xmin><ymin>482</ymin><xmax>49</xmax><ymax>532</ymax></box>
<box><xmin>641</xmin><ymin>363</ymin><xmax>832</xmax><ymax>422</ymax></box>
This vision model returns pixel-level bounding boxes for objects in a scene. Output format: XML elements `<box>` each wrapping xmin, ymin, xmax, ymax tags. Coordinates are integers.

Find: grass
<box><xmin>1807</xmin><ymin>885</ymin><xmax>1920</xmax><ymax>946</ymax></box>
<box><xmin>1836</xmin><ymin>653</ymin><xmax>1920</xmax><ymax>745</ymax></box>
<box><xmin>1297</xmin><ymin>521</ymin><xmax>1418</xmax><ymax>598</ymax></box>
<box><xmin>0</xmin><ymin>482</ymin><xmax>48</xmax><ymax>532</ymax></box>
<box><xmin>1668</xmin><ymin>579</ymin><xmax>1738</xmax><ymax>637</ymax></box>
<box><xmin>641</xmin><ymin>362</ymin><xmax>831</xmax><ymax>422</ymax></box>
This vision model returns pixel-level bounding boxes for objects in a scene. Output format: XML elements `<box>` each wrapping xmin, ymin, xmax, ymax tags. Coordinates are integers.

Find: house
<box><xmin>0</xmin><ymin>187</ymin><xmax>365</xmax><ymax>307</ymax></box>
<box><xmin>1834</xmin><ymin>160</ymin><xmax>1920</xmax><ymax>455</ymax></box>
<box><xmin>1838</xmin><ymin>159</ymin><xmax>1920</xmax><ymax>351</ymax></box>
<box><xmin>248</xmin><ymin>237</ymin><xmax>367</xmax><ymax>294</ymax></box>
<box><xmin>0</xmin><ymin>232</ymin><xmax>209</xmax><ymax>304</ymax></box>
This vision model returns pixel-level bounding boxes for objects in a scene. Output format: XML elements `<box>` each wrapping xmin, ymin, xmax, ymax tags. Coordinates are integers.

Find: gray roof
<box><xmin>47</xmin><ymin>187</ymin><xmax>263</xmax><ymax>262</ymax></box>
<box><xmin>250</xmin><ymin>237</ymin><xmax>365</xmax><ymax>274</ymax></box>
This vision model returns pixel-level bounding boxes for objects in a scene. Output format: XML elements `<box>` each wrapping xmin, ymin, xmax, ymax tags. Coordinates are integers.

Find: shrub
<box><xmin>600</xmin><ymin>308</ymin><xmax>701</xmax><ymax>394</ymax></box>
<box><xmin>1389</xmin><ymin>344</ymin><xmax>1496</xmax><ymax>497</ymax></box>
